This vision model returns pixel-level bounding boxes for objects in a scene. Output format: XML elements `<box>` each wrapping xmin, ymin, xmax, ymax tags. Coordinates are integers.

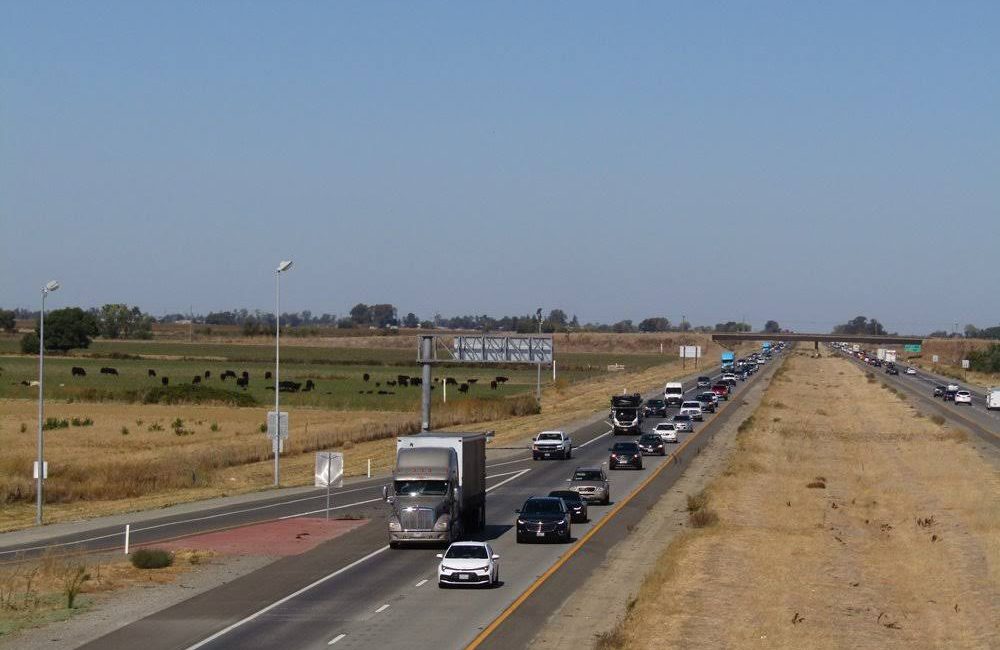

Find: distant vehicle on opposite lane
<box><xmin>933</xmin><ymin>385</ymin><xmax>946</xmax><ymax>397</ymax></box>
<box><xmin>905</xmin><ymin>367</ymin><xmax>917</xmax><ymax>375</ymax></box>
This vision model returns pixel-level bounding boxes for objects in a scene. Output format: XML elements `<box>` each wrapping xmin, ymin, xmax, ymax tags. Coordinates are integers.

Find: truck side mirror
<box><xmin>382</xmin><ymin>485</ymin><xmax>389</xmax><ymax>501</ymax></box>
<box><xmin>492</xmin><ymin>554</ymin><xmax>500</xmax><ymax>560</ymax></box>
<box><xmin>514</xmin><ymin>509</ymin><xmax>521</xmax><ymax>514</ymax></box>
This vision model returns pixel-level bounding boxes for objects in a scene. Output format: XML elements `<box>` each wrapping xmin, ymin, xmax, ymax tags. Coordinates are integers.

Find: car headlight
<box><xmin>517</xmin><ymin>519</ymin><xmax>526</xmax><ymax>525</ymax></box>
<box><xmin>433</xmin><ymin>514</ymin><xmax>450</xmax><ymax>531</ymax></box>
<box><xmin>388</xmin><ymin>518</ymin><xmax>401</xmax><ymax>532</ymax></box>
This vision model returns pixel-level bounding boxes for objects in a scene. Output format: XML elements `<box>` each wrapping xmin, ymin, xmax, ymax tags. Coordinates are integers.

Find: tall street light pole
<box><xmin>536</xmin><ymin>308</ymin><xmax>543</xmax><ymax>405</ymax></box>
<box><xmin>274</xmin><ymin>260</ymin><xmax>293</xmax><ymax>487</ymax></box>
<box><xmin>36</xmin><ymin>280</ymin><xmax>59</xmax><ymax>525</ymax></box>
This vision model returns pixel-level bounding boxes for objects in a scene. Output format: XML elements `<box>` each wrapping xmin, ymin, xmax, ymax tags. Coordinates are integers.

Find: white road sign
<box><xmin>315</xmin><ymin>452</ymin><xmax>344</xmax><ymax>488</ymax></box>
<box><xmin>679</xmin><ymin>345</ymin><xmax>702</xmax><ymax>359</ymax></box>
<box><xmin>962</xmin><ymin>359</ymin><xmax>970</xmax><ymax>369</ymax></box>
<box><xmin>267</xmin><ymin>411</ymin><xmax>289</xmax><ymax>439</ymax></box>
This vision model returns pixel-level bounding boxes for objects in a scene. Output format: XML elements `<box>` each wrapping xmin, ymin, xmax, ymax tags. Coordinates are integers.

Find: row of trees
<box><xmin>16</xmin><ymin>304</ymin><xmax>155</xmax><ymax>353</ymax></box>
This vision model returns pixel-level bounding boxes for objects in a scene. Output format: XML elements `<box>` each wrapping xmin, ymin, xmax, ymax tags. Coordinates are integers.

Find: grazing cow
<box><xmin>411</xmin><ymin>377</ymin><xmax>422</xmax><ymax>386</ymax></box>
<box><xmin>222</xmin><ymin>370</ymin><xmax>237</xmax><ymax>380</ymax></box>
<box><xmin>71</xmin><ymin>366</ymin><xmax>86</xmax><ymax>377</ymax></box>
<box><xmin>490</xmin><ymin>380</ymin><xmax>498</xmax><ymax>390</ymax></box>
<box><xmin>386</xmin><ymin>380</ymin><xmax>396</xmax><ymax>387</ymax></box>
<box><xmin>278</xmin><ymin>380</ymin><xmax>301</xmax><ymax>393</ymax></box>
<box><xmin>192</xmin><ymin>375</ymin><xmax>201</xmax><ymax>384</ymax></box>
<box><xmin>458</xmin><ymin>383</ymin><xmax>469</xmax><ymax>394</ymax></box>
<box><xmin>236</xmin><ymin>377</ymin><xmax>249</xmax><ymax>389</ymax></box>
<box><xmin>397</xmin><ymin>375</ymin><xmax>410</xmax><ymax>384</ymax></box>
<box><xmin>363</xmin><ymin>373</ymin><xmax>370</xmax><ymax>383</ymax></box>
<box><xmin>148</xmin><ymin>369</ymin><xmax>156</xmax><ymax>377</ymax></box>
<box><xmin>20</xmin><ymin>380</ymin><xmax>30</xmax><ymax>386</ymax></box>
<box><xmin>445</xmin><ymin>377</ymin><xmax>458</xmax><ymax>385</ymax></box>
<box><xmin>264</xmin><ymin>371</ymin><xmax>272</xmax><ymax>379</ymax></box>
<box><xmin>204</xmin><ymin>370</ymin><xmax>211</xmax><ymax>379</ymax></box>
<box><xmin>241</xmin><ymin>371</ymin><xmax>249</xmax><ymax>379</ymax></box>
<box><xmin>495</xmin><ymin>376</ymin><xmax>509</xmax><ymax>385</ymax></box>
<box><xmin>100</xmin><ymin>367</ymin><xmax>119</xmax><ymax>376</ymax></box>
<box><xmin>162</xmin><ymin>377</ymin><xmax>169</xmax><ymax>386</ymax></box>
<box><xmin>304</xmin><ymin>379</ymin><xmax>315</xmax><ymax>391</ymax></box>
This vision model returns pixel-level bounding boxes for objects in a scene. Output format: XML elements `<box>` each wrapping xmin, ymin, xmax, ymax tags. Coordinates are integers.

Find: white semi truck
<box><xmin>384</xmin><ymin>432</ymin><xmax>486</xmax><ymax>547</ymax></box>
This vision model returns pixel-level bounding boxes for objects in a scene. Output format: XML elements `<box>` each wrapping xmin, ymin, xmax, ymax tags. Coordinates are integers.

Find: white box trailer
<box><xmin>885</xmin><ymin>350</ymin><xmax>897</xmax><ymax>363</ymax></box>
<box><xmin>988</xmin><ymin>388</ymin><xmax>1000</xmax><ymax>411</ymax></box>
<box><xmin>876</xmin><ymin>349</ymin><xmax>886</xmax><ymax>361</ymax></box>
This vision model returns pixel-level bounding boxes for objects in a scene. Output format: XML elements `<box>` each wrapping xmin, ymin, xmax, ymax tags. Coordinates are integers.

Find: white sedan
<box><xmin>905</xmin><ymin>367</ymin><xmax>917</xmax><ymax>375</ymax></box>
<box><xmin>652</xmin><ymin>422</ymin><xmax>679</xmax><ymax>443</ymax></box>
<box><xmin>438</xmin><ymin>541</ymin><xmax>500</xmax><ymax>588</ymax></box>
<box><xmin>954</xmin><ymin>390</ymin><xmax>973</xmax><ymax>405</ymax></box>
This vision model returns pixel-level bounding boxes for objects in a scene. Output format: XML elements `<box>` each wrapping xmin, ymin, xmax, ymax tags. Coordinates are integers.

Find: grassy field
<box><xmin>599</xmin><ymin>349</ymin><xmax>1000</xmax><ymax>649</ymax></box>
<box><xmin>0</xmin><ymin>334</ymin><xmax>734</xmax><ymax>531</ymax></box>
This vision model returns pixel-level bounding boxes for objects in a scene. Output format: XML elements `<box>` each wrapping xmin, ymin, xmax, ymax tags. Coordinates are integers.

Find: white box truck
<box><xmin>384</xmin><ymin>432</ymin><xmax>486</xmax><ymax>547</ymax></box>
<box><xmin>988</xmin><ymin>387</ymin><xmax>1000</xmax><ymax>411</ymax></box>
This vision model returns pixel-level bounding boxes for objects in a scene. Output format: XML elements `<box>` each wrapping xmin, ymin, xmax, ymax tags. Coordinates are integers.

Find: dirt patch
<box><xmin>592</xmin><ymin>349</ymin><xmax>1000</xmax><ymax>649</ymax></box>
<box><xmin>155</xmin><ymin>517</ymin><xmax>368</xmax><ymax>557</ymax></box>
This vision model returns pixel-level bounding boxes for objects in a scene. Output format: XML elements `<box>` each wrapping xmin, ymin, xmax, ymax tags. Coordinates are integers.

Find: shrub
<box><xmin>686</xmin><ymin>492</ymin><xmax>708</xmax><ymax>512</ymax></box>
<box><xmin>130</xmin><ymin>548</ymin><xmax>174</xmax><ymax>569</ymax></box>
<box><xmin>688</xmin><ymin>508</ymin><xmax>719</xmax><ymax>528</ymax></box>
<box><xmin>121</xmin><ymin>426</ymin><xmax>130</xmax><ymax>436</ymax></box>
<box><xmin>71</xmin><ymin>417</ymin><xmax>93</xmax><ymax>427</ymax></box>
<box><xmin>20</xmin><ymin>422</ymin><xmax>27</xmax><ymax>433</ymax></box>
<box><xmin>63</xmin><ymin>565</ymin><xmax>90</xmax><ymax>609</ymax></box>
<box><xmin>43</xmin><ymin>417</ymin><xmax>70</xmax><ymax>431</ymax></box>
<box><xmin>930</xmin><ymin>414</ymin><xmax>946</xmax><ymax>426</ymax></box>
<box><xmin>130</xmin><ymin>385</ymin><xmax>256</xmax><ymax>407</ymax></box>
<box><xmin>258</xmin><ymin>423</ymin><xmax>267</xmax><ymax>433</ymax></box>
<box><xmin>806</xmin><ymin>480</ymin><xmax>826</xmax><ymax>489</ymax></box>
<box><xmin>147</xmin><ymin>421</ymin><xmax>164</xmax><ymax>432</ymax></box>
<box><xmin>20</xmin><ymin>332</ymin><xmax>40</xmax><ymax>354</ymax></box>
<box><xmin>209</xmin><ymin>422</ymin><xmax>220</xmax><ymax>432</ymax></box>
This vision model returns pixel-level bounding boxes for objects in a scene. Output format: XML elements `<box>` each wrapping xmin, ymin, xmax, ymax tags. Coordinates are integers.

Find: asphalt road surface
<box><xmin>71</xmin><ymin>357</ymin><xmax>778</xmax><ymax>650</ymax></box>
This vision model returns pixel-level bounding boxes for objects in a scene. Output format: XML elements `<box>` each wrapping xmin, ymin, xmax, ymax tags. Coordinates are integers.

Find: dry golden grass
<box><xmin>0</xmin><ymin>548</ymin><xmax>210</xmax><ymax>636</ymax></box>
<box><xmin>912</xmin><ymin>338</ymin><xmax>999</xmax><ymax>388</ymax></box>
<box><xmin>0</xmin><ymin>342</ymin><xmax>729</xmax><ymax>531</ymax></box>
<box><xmin>607</xmin><ymin>349</ymin><xmax>1000</xmax><ymax>649</ymax></box>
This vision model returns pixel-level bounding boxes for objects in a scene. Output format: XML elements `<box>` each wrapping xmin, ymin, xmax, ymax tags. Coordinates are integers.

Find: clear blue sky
<box><xmin>2</xmin><ymin>2</ymin><xmax>997</xmax><ymax>333</ymax></box>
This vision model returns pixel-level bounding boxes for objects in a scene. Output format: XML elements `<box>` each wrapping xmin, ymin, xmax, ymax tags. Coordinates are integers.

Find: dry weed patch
<box><xmin>609</xmin><ymin>350</ymin><xmax>1000</xmax><ymax>649</ymax></box>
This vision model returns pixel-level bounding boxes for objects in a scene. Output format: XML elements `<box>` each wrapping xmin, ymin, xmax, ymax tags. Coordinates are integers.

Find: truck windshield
<box><xmin>537</xmin><ymin>433</ymin><xmax>563</xmax><ymax>441</ymax></box>
<box><xmin>394</xmin><ymin>480</ymin><xmax>449</xmax><ymax>496</ymax></box>
<box><xmin>665</xmin><ymin>388</ymin><xmax>682</xmax><ymax>395</ymax></box>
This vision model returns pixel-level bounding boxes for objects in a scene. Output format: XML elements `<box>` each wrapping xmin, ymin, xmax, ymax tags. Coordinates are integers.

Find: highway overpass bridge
<box><xmin>712</xmin><ymin>332</ymin><xmax>923</xmax><ymax>350</ymax></box>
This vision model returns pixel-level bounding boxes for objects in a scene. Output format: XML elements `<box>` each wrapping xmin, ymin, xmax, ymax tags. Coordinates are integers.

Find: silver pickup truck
<box><xmin>532</xmin><ymin>430</ymin><xmax>572</xmax><ymax>460</ymax></box>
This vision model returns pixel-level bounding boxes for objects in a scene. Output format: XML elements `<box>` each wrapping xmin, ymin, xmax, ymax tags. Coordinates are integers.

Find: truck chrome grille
<box><xmin>401</xmin><ymin>507</ymin><xmax>435</xmax><ymax>530</ymax></box>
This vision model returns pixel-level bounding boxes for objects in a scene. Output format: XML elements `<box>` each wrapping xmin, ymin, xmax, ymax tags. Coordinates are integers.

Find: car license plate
<box><xmin>544</xmin><ymin>452</ymin><xmax>551</xmax><ymax>457</ymax></box>
<box><xmin>459</xmin><ymin>574</ymin><xmax>470</xmax><ymax>580</ymax></box>
<box><xmin>536</xmin><ymin>531</ymin><xmax>545</xmax><ymax>537</ymax></box>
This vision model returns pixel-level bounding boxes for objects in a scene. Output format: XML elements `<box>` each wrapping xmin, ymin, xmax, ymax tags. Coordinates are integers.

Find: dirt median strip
<box><xmin>583</xmin><ymin>348</ymin><xmax>1000</xmax><ymax>649</ymax></box>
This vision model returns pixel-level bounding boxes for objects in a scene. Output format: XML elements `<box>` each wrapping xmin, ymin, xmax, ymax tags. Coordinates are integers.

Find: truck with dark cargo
<box><xmin>384</xmin><ymin>432</ymin><xmax>486</xmax><ymax>547</ymax></box>
<box><xmin>611</xmin><ymin>393</ymin><xmax>643</xmax><ymax>434</ymax></box>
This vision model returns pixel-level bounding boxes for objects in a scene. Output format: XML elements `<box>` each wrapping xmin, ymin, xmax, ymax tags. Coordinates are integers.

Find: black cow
<box><xmin>204</xmin><ymin>370</ymin><xmax>211</xmax><ymax>379</ymax></box>
<box><xmin>264</xmin><ymin>371</ymin><xmax>272</xmax><ymax>379</ymax></box>
<box><xmin>148</xmin><ymin>369</ymin><xmax>156</xmax><ymax>377</ymax></box>
<box><xmin>71</xmin><ymin>367</ymin><xmax>86</xmax><ymax>377</ymax></box>
<box><xmin>490</xmin><ymin>380</ymin><xmax>498</xmax><ymax>390</ymax></box>
<box><xmin>100</xmin><ymin>367</ymin><xmax>119</xmax><ymax>376</ymax></box>
<box><xmin>241</xmin><ymin>370</ymin><xmax>249</xmax><ymax>379</ymax></box>
<box><xmin>192</xmin><ymin>375</ymin><xmax>201</xmax><ymax>384</ymax></box>
<box><xmin>363</xmin><ymin>373</ymin><xmax>370</xmax><ymax>383</ymax></box>
<box><xmin>495</xmin><ymin>376</ymin><xmax>509</xmax><ymax>385</ymax></box>
<box><xmin>304</xmin><ymin>379</ymin><xmax>315</xmax><ymax>392</ymax></box>
<box><xmin>445</xmin><ymin>377</ymin><xmax>458</xmax><ymax>385</ymax></box>
<box><xmin>411</xmin><ymin>377</ymin><xmax>422</xmax><ymax>386</ymax></box>
<box><xmin>162</xmin><ymin>377</ymin><xmax>169</xmax><ymax>386</ymax></box>
<box><xmin>458</xmin><ymin>383</ymin><xmax>470</xmax><ymax>394</ymax></box>
<box><xmin>397</xmin><ymin>375</ymin><xmax>410</xmax><ymax>384</ymax></box>
<box><xmin>278</xmin><ymin>380</ymin><xmax>301</xmax><ymax>393</ymax></box>
<box><xmin>236</xmin><ymin>377</ymin><xmax>249</xmax><ymax>389</ymax></box>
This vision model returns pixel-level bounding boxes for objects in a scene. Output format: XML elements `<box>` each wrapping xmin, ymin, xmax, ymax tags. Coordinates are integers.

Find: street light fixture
<box><xmin>36</xmin><ymin>280</ymin><xmax>60</xmax><ymax>525</ymax></box>
<box><xmin>273</xmin><ymin>261</ymin><xmax>293</xmax><ymax>486</ymax></box>
<box><xmin>536</xmin><ymin>308</ymin><xmax>543</xmax><ymax>404</ymax></box>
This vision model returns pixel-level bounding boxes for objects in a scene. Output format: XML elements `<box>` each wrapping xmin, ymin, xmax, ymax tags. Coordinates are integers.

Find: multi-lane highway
<box><xmin>833</xmin><ymin>347</ymin><xmax>1000</xmax><ymax>447</ymax></box>
<box><xmin>40</xmin><ymin>355</ymin><xmax>778</xmax><ymax>650</ymax></box>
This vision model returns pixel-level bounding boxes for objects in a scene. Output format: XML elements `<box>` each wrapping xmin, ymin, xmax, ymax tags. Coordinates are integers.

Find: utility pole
<box><xmin>36</xmin><ymin>280</ymin><xmax>59</xmax><ymax>525</ymax></box>
<box><xmin>536</xmin><ymin>308</ymin><xmax>543</xmax><ymax>405</ymax></box>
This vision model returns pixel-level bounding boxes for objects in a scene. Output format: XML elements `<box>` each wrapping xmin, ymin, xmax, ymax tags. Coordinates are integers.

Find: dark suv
<box><xmin>515</xmin><ymin>497</ymin><xmax>572</xmax><ymax>543</ymax></box>
<box><xmin>637</xmin><ymin>433</ymin><xmax>666</xmax><ymax>456</ymax></box>
<box><xmin>548</xmin><ymin>490</ymin><xmax>588</xmax><ymax>522</ymax></box>
<box><xmin>608</xmin><ymin>441</ymin><xmax>643</xmax><ymax>470</ymax></box>
<box><xmin>643</xmin><ymin>398</ymin><xmax>667</xmax><ymax>417</ymax></box>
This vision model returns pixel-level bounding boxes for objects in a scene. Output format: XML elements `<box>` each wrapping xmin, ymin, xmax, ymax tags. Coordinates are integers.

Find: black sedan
<box><xmin>548</xmin><ymin>490</ymin><xmax>588</xmax><ymax>523</ymax></box>
<box><xmin>515</xmin><ymin>497</ymin><xmax>572</xmax><ymax>543</ymax></box>
<box><xmin>637</xmin><ymin>433</ymin><xmax>666</xmax><ymax>456</ymax></box>
<box><xmin>933</xmin><ymin>385</ymin><xmax>946</xmax><ymax>397</ymax></box>
<box><xmin>608</xmin><ymin>441</ymin><xmax>643</xmax><ymax>470</ymax></box>
<box><xmin>643</xmin><ymin>399</ymin><xmax>667</xmax><ymax>417</ymax></box>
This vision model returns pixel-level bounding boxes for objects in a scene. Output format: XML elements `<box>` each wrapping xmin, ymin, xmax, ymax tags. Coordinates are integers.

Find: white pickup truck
<box><xmin>532</xmin><ymin>431</ymin><xmax>572</xmax><ymax>460</ymax></box>
<box><xmin>679</xmin><ymin>401</ymin><xmax>704</xmax><ymax>421</ymax></box>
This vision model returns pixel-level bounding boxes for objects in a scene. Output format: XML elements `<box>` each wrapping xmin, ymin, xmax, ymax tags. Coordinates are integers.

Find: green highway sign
<box><xmin>904</xmin><ymin>344</ymin><xmax>922</xmax><ymax>353</ymax></box>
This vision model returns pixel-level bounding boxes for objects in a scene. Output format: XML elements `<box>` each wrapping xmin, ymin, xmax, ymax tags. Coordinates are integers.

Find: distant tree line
<box><xmin>832</xmin><ymin>316</ymin><xmax>890</xmax><ymax>336</ymax></box>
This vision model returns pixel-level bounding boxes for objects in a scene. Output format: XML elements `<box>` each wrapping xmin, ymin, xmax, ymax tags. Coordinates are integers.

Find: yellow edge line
<box><xmin>465</xmin><ymin>398</ymin><xmax>734</xmax><ymax>649</ymax></box>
